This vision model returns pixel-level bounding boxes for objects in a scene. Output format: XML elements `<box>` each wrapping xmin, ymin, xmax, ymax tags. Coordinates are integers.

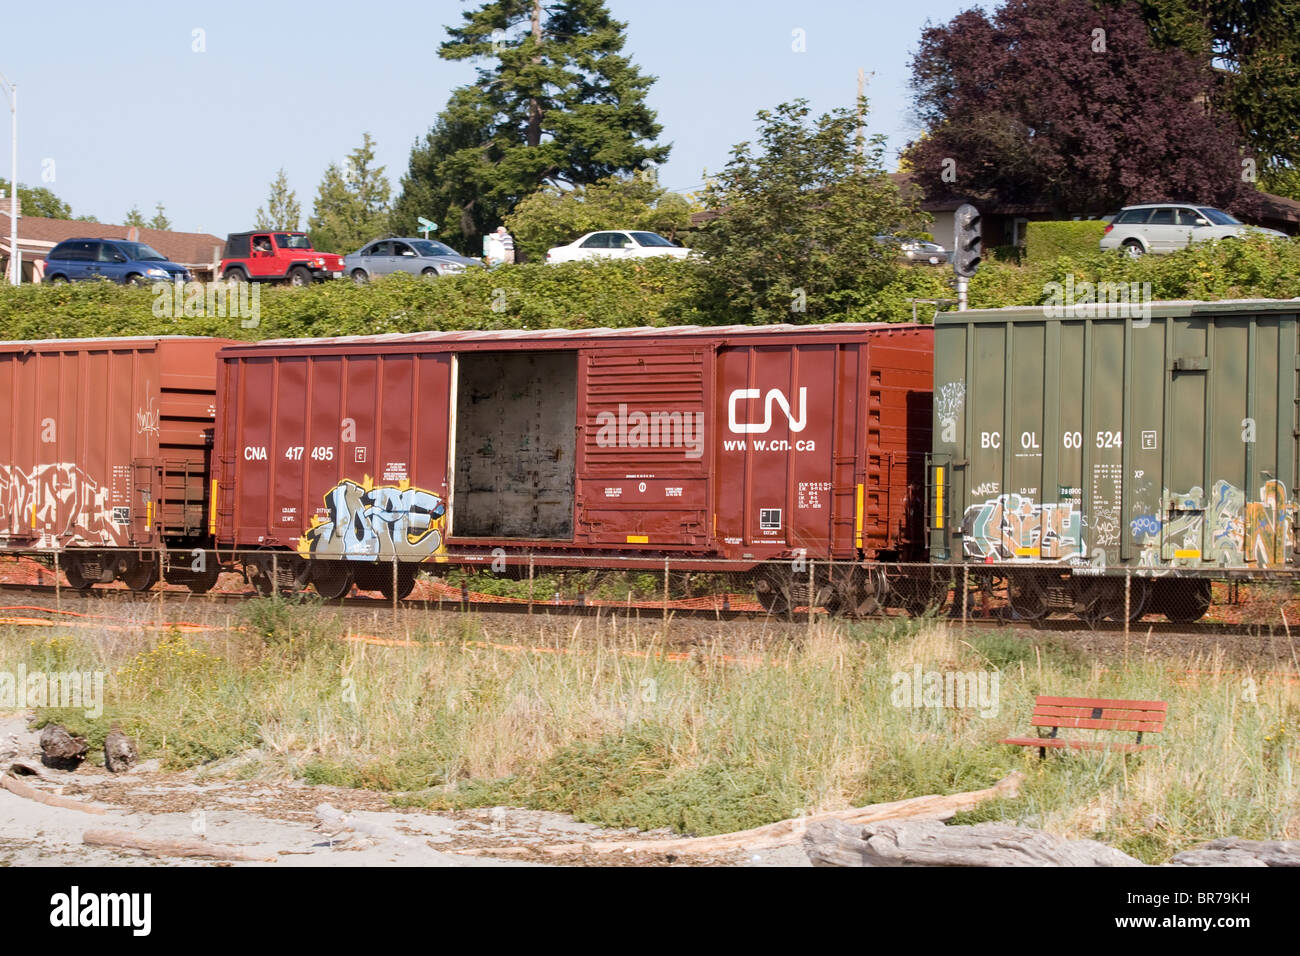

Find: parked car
<box><xmin>1100</xmin><ymin>204</ymin><xmax>1287</xmax><ymax>257</ymax></box>
<box><xmin>43</xmin><ymin>238</ymin><xmax>189</xmax><ymax>285</ymax></box>
<box><xmin>219</xmin><ymin>231</ymin><xmax>344</xmax><ymax>286</ymax></box>
<box><xmin>874</xmin><ymin>235</ymin><xmax>950</xmax><ymax>266</ymax></box>
<box><xmin>343</xmin><ymin>238</ymin><xmax>482</xmax><ymax>284</ymax></box>
<box><xmin>545</xmin><ymin>230</ymin><xmax>691</xmax><ymax>263</ymax></box>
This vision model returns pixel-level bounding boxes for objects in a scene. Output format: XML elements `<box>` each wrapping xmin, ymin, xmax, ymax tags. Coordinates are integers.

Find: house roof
<box><xmin>0</xmin><ymin>211</ymin><xmax>225</xmax><ymax>266</ymax></box>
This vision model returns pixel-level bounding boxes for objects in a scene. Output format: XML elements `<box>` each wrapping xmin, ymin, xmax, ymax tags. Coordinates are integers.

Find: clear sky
<box><xmin>0</xmin><ymin>0</ymin><xmax>987</xmax><ymax>237</ymax></box>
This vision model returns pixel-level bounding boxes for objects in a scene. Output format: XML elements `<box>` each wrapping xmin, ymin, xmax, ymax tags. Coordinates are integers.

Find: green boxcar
<box><xmin>929</xmin><ymin>299</ymin><xmax>1300</xmax><ymax>622</ymax></box>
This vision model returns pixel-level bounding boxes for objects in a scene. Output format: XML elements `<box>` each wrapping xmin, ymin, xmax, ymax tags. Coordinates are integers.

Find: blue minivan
<box><xmin>43</xmin><ymin>238</ymin><xmax>189</xmax><ymax>285</ymax></box>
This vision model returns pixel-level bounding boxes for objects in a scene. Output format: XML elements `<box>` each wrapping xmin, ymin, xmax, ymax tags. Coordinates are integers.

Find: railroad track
<box><xmin>0</xmin><ymin>581</ymin><xmax>1282</xmax><ymax>636</ymax></box>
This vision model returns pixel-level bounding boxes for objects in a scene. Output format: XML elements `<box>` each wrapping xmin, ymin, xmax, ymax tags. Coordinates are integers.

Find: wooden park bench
<box><xmin>1000</xmin><ymin>696</ymin><xmax>1167</xmax><ymax>758</ymax></box>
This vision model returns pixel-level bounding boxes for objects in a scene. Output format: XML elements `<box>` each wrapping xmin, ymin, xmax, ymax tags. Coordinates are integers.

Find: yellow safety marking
<box><xmin>935</xmin><ymin>467</ymin><xmax>945</xmax><ymax>529</ymax></box>
<box><xmin>855</xmin><ymin>483</ymin><xmax>864</xmax><ymax>548</ymax></box>
<box><xmin>30</xmin><ymin>503</ymin><xmax>36</xmax><ymax>528</ymax></box>
<box><xmin>1014</xmin><ymin>546</ymin><xmax>1037</xmax><ymax>556</ymax></box>
<box><xmin>146</xmin><ymin>500</ymin><xmax>153</xmax><ymax>528</ymax></box>
<box><xmin>626</xmin><ymin>535</ymin><xmax>649</xmax><ymax>544</ymax></box>
<box><xmin>210</xmin><ymin>479</ymin><xmax>219</xmax><ymax>529</ymax></box>
<box><xmin>1174</xmin><ymin>549</ymin><xmax>1201</xmax><ymax>559</ymax></box>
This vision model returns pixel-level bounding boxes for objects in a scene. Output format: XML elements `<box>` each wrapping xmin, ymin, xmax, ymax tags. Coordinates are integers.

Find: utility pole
<box><xmin>0</xmin><ymin>72</ymin><xmax>16</xmax><ymax>285</ymax></box>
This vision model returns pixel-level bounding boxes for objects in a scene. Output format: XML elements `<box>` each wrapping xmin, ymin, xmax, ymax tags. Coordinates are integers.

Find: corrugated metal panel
<box><xmin>216</xmin><ymin>322</ymin><xmax>937</xmax><ymax>566</ymax></box>
<box><xmin>932</xmin><ymin>301</ymin><xmax>1300</xmax><ymax>570</ymax></box>
<box><xmin>215</xmin><ymin>350</ymin><xmax>452</xmax><ymax>558</ymax></box>
<box><xmin>576</xmin><ymin>346</ymin><xmax>711</xmax><ymax>546</ymax></box>
<box><xmin>0</xmin><ymin>338</ymin><xmax>227</xmax><ymax>549</ymax></box>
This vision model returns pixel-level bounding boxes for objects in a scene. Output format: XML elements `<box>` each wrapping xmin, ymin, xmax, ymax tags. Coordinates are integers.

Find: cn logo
<box><xmin>727</xmin><ymin>388</ymin><xmax>808</xmax><ymax>434</ymax></box>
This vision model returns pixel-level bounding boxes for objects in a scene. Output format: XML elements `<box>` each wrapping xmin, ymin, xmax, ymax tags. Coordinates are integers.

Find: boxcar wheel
<box><xmin>1008</xmin><ymin>576</ymin><xmax>1050</xmax><ymax>620</ymax></box>
<box><xmin>377</xmin><ymin>566</ymin><xmax>417</xmax><ymax>602</ymax></box>
<box><xmin>121</xmin><ymin>560</ymin><xmax>159</xmax><ymax>592</ymax></box>
<box><xmin>63</xmin><ymin>558</ymin><xmax>95</xmax><ymax>591</ymax></box>
<box><xmin>311</xmin><ymin>561</ymin><xmax>355</xmax><ymax>600</ymax></box>
<box><xmin>1106</xmin><ymin>578</ymin><xmax>1150</xmax><ymax>623</ymax></box>
<box><xmin>1164</xmin><ymin>579</ymin><xmax>1212</xmax><ymax>624</ymax></box>
<box><xmin>755</xmin><ymin>568</ymin><xmax>793</xmax><ymax>618</ymax></box>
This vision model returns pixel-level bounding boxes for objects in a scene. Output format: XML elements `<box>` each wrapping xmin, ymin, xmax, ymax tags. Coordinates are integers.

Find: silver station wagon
<box><xmin>1100</xmin><ymin>203</ymin><xmax>1286</xmax><ymax>257</ymax></box>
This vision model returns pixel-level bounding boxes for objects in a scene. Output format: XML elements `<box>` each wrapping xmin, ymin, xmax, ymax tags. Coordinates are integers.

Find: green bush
<box><xmin>2</xmin><ymin>236</ymin><xmax>1299</xmax><ymax>341</ymax></box>
<box><xmin>1024</xmin><ymin>220</ymin><xmax>1108</xmax><ymax>263</ymax></box>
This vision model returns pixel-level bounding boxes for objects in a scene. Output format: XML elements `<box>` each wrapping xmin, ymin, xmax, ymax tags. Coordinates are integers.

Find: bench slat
<box><xmin>1034</xmin><ymin>696</ymin><xmax>1167</xmax><ymax>711</ymax></box>
<box><xmin>1034</xmin><ymin>709</ymin><xmax>1166</xmax><ymax>726</ymax></box>
<box><xmin>1035</xmin><ymin>704</ymin><xmax>1165</xmax><ymax>717</ymax></box>
<box><xmin>1003</xmin><ymin>695</ymin><xmax>1167</xmax><ymax>757</ymax></box>
<box><xmin>1030</xmin><ymin>716</ymin><xmax>1164</xmax><ymax>732</ymax></box>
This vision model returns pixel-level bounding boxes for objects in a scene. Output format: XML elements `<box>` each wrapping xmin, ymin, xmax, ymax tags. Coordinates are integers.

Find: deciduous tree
<box><xmin>694</xmin><ymin>99</ymin><xmax>923</xmax><ymax>323</ymax></box>
<box><xmin>0</xmin><ymin>179</ymin><xmax>73</xmax><ymax>219</ymax></box>
<box><xmin>903</xmin><ymin>0</ymin><xmax>1255</xmax><ymax>216</ymax></box>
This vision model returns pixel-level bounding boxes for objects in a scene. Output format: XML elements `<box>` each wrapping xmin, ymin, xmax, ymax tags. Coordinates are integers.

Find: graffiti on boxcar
<box><xmin>135</xmin><ymin>391</ymin><xmax>159</xmax><ymax>437</ymax></box>
<box><xmin>1246</xmin><ymin>480</ymin><xmax>1289</xmax><ymax>566</ymax></box>
<box><xmin>300</xmin><ymin>477</ymin><xmax>447</xmax><ymax>561</ymax></box>
<box><xmin>935</xmin><ymin>381</ymin><xmax>965</xmax><ymax>445</ymax></box>
<box><xmin>0</xmin><ymin>463</ymin><xmax>118</xmax><ymax>547</ymax></box>
<box><xmin>962</xmin><ymin>494</ymin><xmax>1082</xmax><ymax>560</ymax></box>
<box><xmin>1129</xmin><ymin>480</ymin><xmax>1292</xmax><ymax>568</ymax></box>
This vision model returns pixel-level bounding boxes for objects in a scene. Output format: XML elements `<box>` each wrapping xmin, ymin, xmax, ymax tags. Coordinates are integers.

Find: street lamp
<box><xmin>0</xmin><ymin>72</ymin><xmax>15</xmax><ymax>285</ymax></box>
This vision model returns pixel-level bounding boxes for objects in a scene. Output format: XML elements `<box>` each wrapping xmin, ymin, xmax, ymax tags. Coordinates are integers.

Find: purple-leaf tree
<box><xmin>903</xmin><ymin>0</ymin><xmax>1257</xmax><ymax>217</ymax></box>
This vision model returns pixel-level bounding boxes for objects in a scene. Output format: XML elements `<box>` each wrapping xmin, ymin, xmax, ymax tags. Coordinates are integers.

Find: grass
<box><xmin>3</xmin><ymin>598</ymin><xmax>1297</xmax><ymax>863</ymax></box>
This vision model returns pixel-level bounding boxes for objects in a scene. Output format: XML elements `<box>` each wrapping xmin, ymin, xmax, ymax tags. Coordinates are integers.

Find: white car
<box><xmin>545</xmin><ymin>230</ymin><xmax>691</xmax><ymax>263</ymax></box>
<box><xmin>1100</xmin><ymin>203</ymin><xmax>1287</xmax><ymax>257</ymax></box>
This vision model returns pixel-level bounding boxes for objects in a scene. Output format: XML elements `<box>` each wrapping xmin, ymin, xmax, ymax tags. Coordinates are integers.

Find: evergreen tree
<box><xmin>148</xmin><ymin>203</ymin><xmax>171</xmax><ymax>231</ymax></box>
<box><xmin>308</xmin><ymin>133</ymin><xmax>391</xmax><ymax>254</ymax></box>
<box><xmin>255</xmin><ymin>168</ymin><xmax>302</xmax><ymax>231</ymax></box>
<box><xmin>392</xmin><ymin>0</ymin><xmax>668</xmax><ymax>253</ymax></box>
<box><xmin>123</xmin><ymin>205</ymin><xmax>146</xmax><ymax>228</ymax></box>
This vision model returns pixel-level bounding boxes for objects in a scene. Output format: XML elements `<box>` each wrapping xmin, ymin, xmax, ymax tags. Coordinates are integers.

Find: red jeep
<box><xmin>219</xmin><ymin>231</ymin><xmax>345</xmax><ymax>286</ymax></box>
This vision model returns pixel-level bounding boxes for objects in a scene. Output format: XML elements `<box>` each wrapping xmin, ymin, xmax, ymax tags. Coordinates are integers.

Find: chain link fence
<box><xmin>1</xmin><ymin>548</ymin><xmax>1297</xmax><ymax>633</ymax></box>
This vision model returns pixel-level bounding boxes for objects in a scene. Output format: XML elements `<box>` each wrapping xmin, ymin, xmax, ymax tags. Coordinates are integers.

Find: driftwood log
<box><xmin>804</xmin><ymin>818</ymin><xmax>1143</xmax><ymax>867</ymax></box>
<box><xmin>1</xmin><ymin>772</ymin><xmax>106</xmax><ymax>815</ymax></box>
<box><xmin>314</xmin><ymin>802</ymin><xmax>444</xmax><ymax>858</ymax></box>
<box><xmin>104</xmin><ymin>727</ymin><xmax>138</xmax><ymax>774</ymax></box>
<box><xmin>460</xmin><ymin>771</ymin><xmax>1024</xmax><ymax>859</ymax></box>
<box><xmin>39</xmin><ymin>724</ymin><xmax>88</xmax><ymax>771</ymax></box>
<box><xmin>1169</xmin><ymin>838</ymin><xmax>1300</xmax><ymax>867</ymax></box>
<box><xmin>83</xmin><ymin>828</ymin><xmax>273</xmax><ymax>862</ymax></box>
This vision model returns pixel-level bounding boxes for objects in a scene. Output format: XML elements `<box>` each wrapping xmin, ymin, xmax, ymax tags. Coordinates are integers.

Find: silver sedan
<box><xmin>344</xmin><ymin>238</ymin><xmax>482</xmax><ymax>283</ymax></box>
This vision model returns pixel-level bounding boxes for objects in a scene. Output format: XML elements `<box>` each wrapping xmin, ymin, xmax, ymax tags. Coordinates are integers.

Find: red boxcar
<box><xmin>0</xmin><ymin>336</ymin><xmax>230</xmax><ymax>590</ymax></box>
<box><xmin>212</xmin><ymin>324</ymin><xmax>932</xmax><ymax>603</ymax></box>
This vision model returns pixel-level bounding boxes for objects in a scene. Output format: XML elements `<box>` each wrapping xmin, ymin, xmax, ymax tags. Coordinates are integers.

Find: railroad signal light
<box><xmin>953</xmin><ymin>203</ymin><xmax>982</xmax><ymax>278</ymax></box>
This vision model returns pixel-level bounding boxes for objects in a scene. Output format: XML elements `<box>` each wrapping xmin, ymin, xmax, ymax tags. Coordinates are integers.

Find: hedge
<box><xmin>1024</xmin><ymin>220</ymin><xmax>1109</xmax><ymax>263</ymax></box>
<box><xmin>0</xmin><ymin>236</ymin><xmax>1296</xmax><ymax>342</ymax></box>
